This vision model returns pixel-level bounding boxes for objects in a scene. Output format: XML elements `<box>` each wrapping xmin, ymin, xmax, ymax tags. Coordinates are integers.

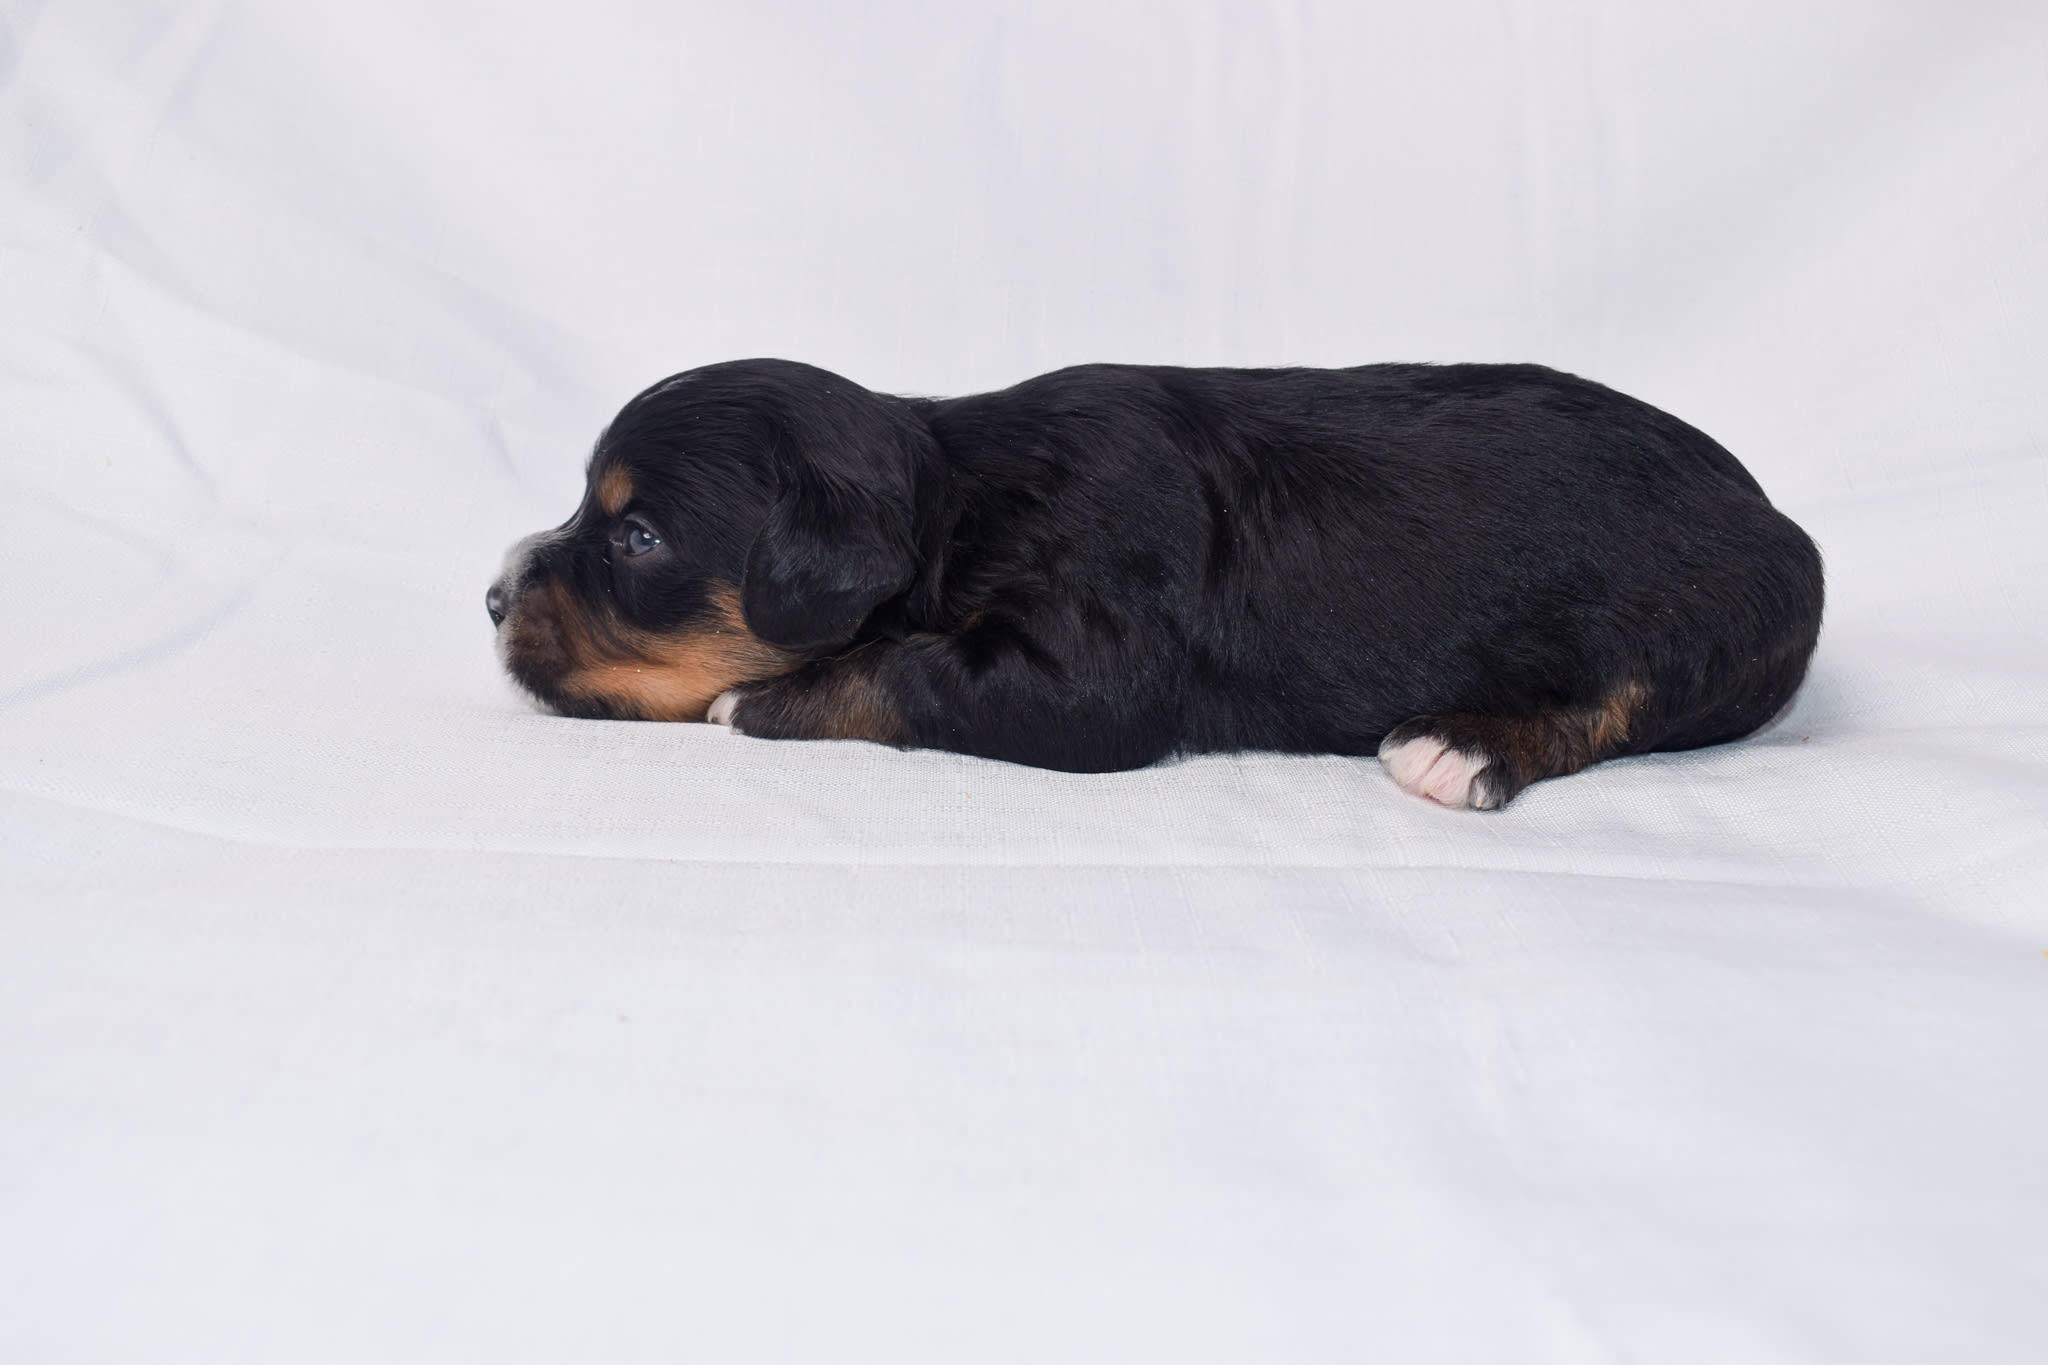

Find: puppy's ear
<box><xmin>740</xmin><ymin>382</ymin><xmax>926</xmax><ymax>653</ymax></box>
<box><xmin>742</xmin><ymin>475</ymin><xmax>917</xmax><ymax>652</ymax></box>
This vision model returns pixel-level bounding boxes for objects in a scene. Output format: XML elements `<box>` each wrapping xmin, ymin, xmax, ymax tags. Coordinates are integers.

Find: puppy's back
<box><xmin>931</xmin><ymin>362</ymin><xmax>1821</xmax><ymax>763</ymax></box>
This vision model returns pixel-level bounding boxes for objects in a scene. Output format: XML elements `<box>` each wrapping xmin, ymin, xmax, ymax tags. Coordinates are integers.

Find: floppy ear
<box><xmin>742</xmin><ymin>474</ymin><xmax>918</xmax><ymax>652</ymax></box>
<box><xmin>740</xmin><ymin>385</ymin><xmax>926</xmax><ymax>653</ymax></box>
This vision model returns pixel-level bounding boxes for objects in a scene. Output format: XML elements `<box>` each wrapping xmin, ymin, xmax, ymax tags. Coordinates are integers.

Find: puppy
<box><xmin>488</xmin><ymin>359</ymin><xmax>1822</xmax><ymax>808</ymax></box>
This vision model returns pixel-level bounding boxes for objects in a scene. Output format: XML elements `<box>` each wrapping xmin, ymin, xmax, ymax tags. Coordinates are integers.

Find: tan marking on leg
<box><xmin>1586</xmin><ymin>679</ymin><xmax>1646</xmax><ymax>753</ymax></box>
<box><xmin>596</xmin><ymin>464</ymin><xmax>634</xmax><ymax>517</ymax></box>
<box><xmin>817</xmin><ymin>649</ymin><xmax>911</xmax><ymax>744</ymax></box>
<box><xmin>1496</xmin><ymin>679</ymin><xmax>1647</xmax><ymax>778</ymax></box>
<box><xmin>721</xmin><ymin>644</ymin><xmax>913</xmax><ymax>745</ymax></box>
<box><xmin>1380</xmin><ymin>680</ymin><xmax>1648</xmax><ymax>809</ymax></box>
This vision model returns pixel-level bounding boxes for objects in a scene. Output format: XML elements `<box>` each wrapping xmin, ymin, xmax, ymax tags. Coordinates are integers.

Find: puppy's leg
<box><xmin>1377</xmin><ymin>682</ymin><xmax>1645</xmax><ymax>810</ymax></box>
<box><xmin>706</xmin><ymin>643</ymin><xmax>911</xmax><ymax>745</ymax></box>
<box><xmin>710</xmin><ymin>624</ymin><xmax>1178</xmax><ymax>772</ymax></box>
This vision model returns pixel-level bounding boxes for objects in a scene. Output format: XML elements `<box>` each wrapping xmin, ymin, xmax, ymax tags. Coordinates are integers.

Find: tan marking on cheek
<box><xmin>504</xmin><ymin>578</ymin><xmax>596</xmax><ymax>681</ymax></box>
<box><xmin>596</xmin><ymin>464</ymin><xmax>634</xmax><ymax>517</ymax></box>
<box><xmin>560</xmin><ymin>585</ymin><xmax>800</xmax><ymax>721</ymax></box>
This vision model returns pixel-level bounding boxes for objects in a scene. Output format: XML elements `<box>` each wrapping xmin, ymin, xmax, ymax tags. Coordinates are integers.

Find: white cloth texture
<box><xmin>3</xmin><ymin>2</ymin><xmax>2046</xmax><ymax>1360</ymax></box>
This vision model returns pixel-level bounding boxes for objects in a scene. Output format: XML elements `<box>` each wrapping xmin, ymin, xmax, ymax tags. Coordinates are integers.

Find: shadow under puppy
<box><xmin>489</xmin><ymin>359</ymin><xmax>1822</xmax><ymax>809</ymax></box>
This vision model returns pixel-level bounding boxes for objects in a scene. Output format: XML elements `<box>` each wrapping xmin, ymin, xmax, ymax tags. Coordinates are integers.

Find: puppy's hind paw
<box><xmin>1378</xmin><ymin>724</ymin><xmax>1501</xmax><ymax>810</ymax></box>
<box><xmin>705</xmin><ymin>689</ymin><xmax>744</xmax><ymax>732</ymax></box>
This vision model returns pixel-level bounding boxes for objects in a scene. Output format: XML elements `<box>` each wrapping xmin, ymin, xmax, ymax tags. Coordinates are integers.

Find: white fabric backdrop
<box><xmin>4</xmin><ymin>2</ymin><xmax>2046</xmax><ymax>1358</ymax></box>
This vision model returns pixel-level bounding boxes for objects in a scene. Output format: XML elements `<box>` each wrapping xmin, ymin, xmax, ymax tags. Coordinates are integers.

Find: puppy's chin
<box><xmin>499</xmin><ymin>579</ymin><xmax>799</xmax><ymax>722</ymax></box>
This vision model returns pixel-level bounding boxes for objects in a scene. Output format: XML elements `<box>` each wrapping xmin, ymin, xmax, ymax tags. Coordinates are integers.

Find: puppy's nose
<box><xmin>486</xmin><ymin>582</ymin><xmax>508</xmax><ymax>627</ymax></box>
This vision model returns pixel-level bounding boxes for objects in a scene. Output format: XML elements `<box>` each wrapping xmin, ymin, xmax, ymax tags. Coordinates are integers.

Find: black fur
<box><xmin>492</xmin><ymin>358</ymin><xmax>1824</xmax><ymax>805</ymax></box>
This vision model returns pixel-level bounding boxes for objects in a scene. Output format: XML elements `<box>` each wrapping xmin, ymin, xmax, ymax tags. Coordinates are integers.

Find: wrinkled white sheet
<box><xmin>4</xmin><ymin>2</ymin><xmax>2046</xmax><ymax>1359</ymax></box>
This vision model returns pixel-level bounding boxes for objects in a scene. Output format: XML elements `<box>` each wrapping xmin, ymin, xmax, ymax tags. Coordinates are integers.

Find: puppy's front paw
<box><xmin>1378</xmin><ymin>724</ymin><xmax>1501</xmax><ymax>810</ymax></box>
<box><xmin>705</xmin><ymin>689</ymin><xmax>745</xmax><ymax>732</ymax></box>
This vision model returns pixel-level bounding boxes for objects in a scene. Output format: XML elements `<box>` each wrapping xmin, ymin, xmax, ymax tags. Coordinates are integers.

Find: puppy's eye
<box><xmin>616</xmin><ymin>520</ymin><xmax>662</xmax><ymax>557</ymax></box>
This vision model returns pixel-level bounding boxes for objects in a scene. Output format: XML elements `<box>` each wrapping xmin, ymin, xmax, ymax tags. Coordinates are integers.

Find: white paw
<box><xmin>705</xmin><ymin>689</ymin><xmax>743</xmax><ymax>731</ymax></box>
<box><xmin>1378</xmin><ymin>733</ymin><xmax>1493</xmax><ymax>809</ymax></box>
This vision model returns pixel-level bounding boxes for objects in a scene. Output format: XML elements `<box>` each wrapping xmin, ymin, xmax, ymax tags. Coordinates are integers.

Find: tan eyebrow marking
<box><xmin>596</xmin><ymin>464</ymin><xmax>634</xmax><ymax>517</ymax></box>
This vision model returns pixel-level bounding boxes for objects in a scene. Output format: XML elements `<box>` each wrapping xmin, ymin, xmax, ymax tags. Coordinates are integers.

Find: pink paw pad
<box><xmin>1378</xmin><ymin>733</ymin><xmax>1495</xmax><ymax>809</ymax></box>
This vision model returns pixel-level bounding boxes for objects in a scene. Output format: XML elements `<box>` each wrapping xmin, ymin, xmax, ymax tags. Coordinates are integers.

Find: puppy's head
<box><xmin>489</xmin><ymin>359</ymin><xmax>928</xmax><ymax>720</ymax></box>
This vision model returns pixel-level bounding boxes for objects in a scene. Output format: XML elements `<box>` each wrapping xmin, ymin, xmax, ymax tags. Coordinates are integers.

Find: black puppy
<box><xmin>489</xmin><ymin>359</ymin><xmax>1822</xmax><ymax>808</ymax></box>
